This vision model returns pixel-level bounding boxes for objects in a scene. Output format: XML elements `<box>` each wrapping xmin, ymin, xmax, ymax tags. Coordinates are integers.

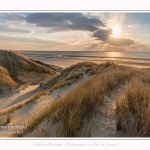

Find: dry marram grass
<box><xmin>15</xmin><ymin>62</ymin><xmax>139</xmax><ymax>137</ymax></box>
<box><xmin>2</xmin><ymin>62</ymin><xmax>150</xmax><ymax>137</ymax></box>
<box><xmin>116</xmin><ymin>78</ymin><xmax>150</xmax><ymax>137</ymax></box>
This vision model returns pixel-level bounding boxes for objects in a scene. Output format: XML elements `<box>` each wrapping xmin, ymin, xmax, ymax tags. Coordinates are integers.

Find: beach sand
<box><xmin>27</xmin><ymin>54</ymin><xmax>150</xmax><ymax>69</ymax></box>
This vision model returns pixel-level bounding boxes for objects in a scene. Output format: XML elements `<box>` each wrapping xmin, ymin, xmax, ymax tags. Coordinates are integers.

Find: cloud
<box><xmin>92</xmin><ymin>28</ymin><xmax>113</xmax><ymax>41</ymax></box>
<box><xmin>107</xmin><ymin>38</ymin><xmax>135</xmax><ymax>46</ymax></box>
<box><xmin>0</xmin><ymin>34</ymin><xmax>48</xmax><ymax>43</ymax></box>
<box><xmin>0</xmin><ymin>34</ymin><xmax>74</xmax><ymax>50</ymax></box>
<box><xmin>0</xmin><ymin>34</ymin><xmax>62</xmax><ymax>44</ymax></box>
<box><xmin>0</xmin><ymin>13</ymin><xmax>25</xmax><ymax>21</ymax></box>
<box><xmin>129</xmin><ymin>43</ymin><xmax>150</xmax><ymax>52</ymax></box>
<box><xmin>93</xmin><ymin>29</ymin><xmax>135</xmax><ymax>46</ymax></box>
<box><xmin>26</xmin><ymin>13</ymin><xmax>106</xmax><ymax>32</ymax></box>
<box><xmin>128</xmin><ymin>23</ymin><xmax>140</xmax><ymax>27</ymax></box>
<box><xmin>0</xmin><ymin>24</ymin><xmax>33</xmax><ymax>33</ymax></box>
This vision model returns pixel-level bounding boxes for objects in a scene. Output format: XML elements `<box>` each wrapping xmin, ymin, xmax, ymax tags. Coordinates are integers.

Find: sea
<box><xmin>19</xmin><ymin>51</ymin><xmax>150</xmax><ymax>59</ymax></box>
<box><xmin>18</xmin><ymin>51</ymin><xmax>150</xmax><ymax>68</ymax></box>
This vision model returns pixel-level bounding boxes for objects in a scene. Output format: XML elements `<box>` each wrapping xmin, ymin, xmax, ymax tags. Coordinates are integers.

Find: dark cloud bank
<box><xmin>0</xmin><ymin>13</ymin><xmax>25</xmax><ymax>21</ymax></box>
<box><xmin>0</xmin><ymin>24</ymin><xmax>32</xmax><ymax>33</ymax></box>
<box><xmin>93</xmin><ymin>29</ymin><xmax>135</xmax><ymax>46</ymax></box>
<box><xmin>26</xmin><ymin>13</ymin><xmax>106</xmax><ymax>32</ymax></box>
<box><xmin>25</xmin><ymin>13</ymin><xmax>136</xmax><ymax>47</ymax></box>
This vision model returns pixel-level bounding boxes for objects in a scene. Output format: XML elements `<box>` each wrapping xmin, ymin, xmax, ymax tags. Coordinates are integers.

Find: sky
<box><xmin>0</xmin><ymin>12</ymin><xmax>150</xmax><ymax>51</ymax></box>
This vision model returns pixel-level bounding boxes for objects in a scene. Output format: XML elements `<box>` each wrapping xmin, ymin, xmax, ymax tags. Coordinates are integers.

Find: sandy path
<box><xmin>85</xmin><ymin>86</ymin><xmax>128</xmax><ymax>137</ymax></box>
<box><xmin>0</xmin><ymin>85</ymin><xmax>39</xmax><ymax>110</ymax></box>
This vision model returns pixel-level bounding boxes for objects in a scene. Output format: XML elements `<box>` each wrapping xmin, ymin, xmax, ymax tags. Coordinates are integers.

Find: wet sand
<box><xmin>26</xmin><ymin>54</ymin><xmax>150</xmax><ymax>69</ymax></box>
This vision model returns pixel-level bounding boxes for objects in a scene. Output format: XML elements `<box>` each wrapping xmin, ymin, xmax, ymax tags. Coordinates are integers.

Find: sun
<box><xmin>112</xmin><ymin>24</ymin><xmax>121</xmax><ymax>38</ymax></box>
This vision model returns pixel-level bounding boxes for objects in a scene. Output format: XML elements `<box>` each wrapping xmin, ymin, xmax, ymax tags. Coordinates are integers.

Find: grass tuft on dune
<box><xmin>116</xmin><ymin>78</ymin><xmax>150</xmax><ymax>137</ymax></box>
<box><xmin>0</xmin><ymin>66</ymin><xmax>18</xmax><ymax>93</ymax></box>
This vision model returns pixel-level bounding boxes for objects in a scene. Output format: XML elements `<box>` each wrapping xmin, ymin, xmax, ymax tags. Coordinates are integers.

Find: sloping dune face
<box><xmin>0</xmin><ymin>50</ymin><xmax>55</xmax><ymax>75</ymax></box>
<box><xmin>0</xmin><ymin>50</ymin><xmax>61</xmax><ymax>94</ymax></box>
<box><xmin>0</xmin><ymin>66</ymin><xmax>18</xmax><ymax>94</ymax></box>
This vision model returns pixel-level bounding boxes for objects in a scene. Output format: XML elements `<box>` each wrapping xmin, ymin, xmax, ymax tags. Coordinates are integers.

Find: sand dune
<box><xmin>0</xmin><ymin>51</ymin><xmax>150</xmax><ymax>137</ymax></box>
<box><xmin>0</xmin><ymin>68</ymin><xmax>89</xmax><ymax>137</ymax></box>
<box><xmin>0</xmin><ymin>50</ymin><xmax>62</xmax><ymax>94</ymax></box>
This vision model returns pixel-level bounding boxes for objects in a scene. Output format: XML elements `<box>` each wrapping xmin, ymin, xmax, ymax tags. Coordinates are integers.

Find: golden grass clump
<box><xmin>7</xmin><ymin>114</ymin><xmax>13</xmax><ymax>123</ymax></box>
<box><xmin>51</xmin><ymin>80</ymin><xmax>73</xmax><ymax>91</ymax></box>
<box><xmin>0</xmin><ymin>66</ymin><xmax>18</xmax><ymax>92</ymax></box>
<box><xmin>65</xmin><ymin>71</ymin><xmax>84</xmax><ymax>81</ymax></box>
<box><xmin>116</xmin><ymin>78</ymin><xmax>150</xmax><ymax>137</ymax></box>
<box><xmin>51</xmin><ymin>76</ymin><xmax>104</xmax><ymax>137</ymax></box>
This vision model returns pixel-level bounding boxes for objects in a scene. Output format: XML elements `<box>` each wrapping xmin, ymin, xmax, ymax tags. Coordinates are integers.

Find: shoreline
<box><xmin>23</xmin><ymin>54</ymin><xmax>150</xmax><ymax>69</ymax></box>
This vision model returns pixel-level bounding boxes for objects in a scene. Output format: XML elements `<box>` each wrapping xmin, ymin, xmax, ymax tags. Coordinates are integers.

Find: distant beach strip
<box><xmin>19</xmin><ymin>51</ymin><xmax>150</xmax><ymax>68</ymax></box>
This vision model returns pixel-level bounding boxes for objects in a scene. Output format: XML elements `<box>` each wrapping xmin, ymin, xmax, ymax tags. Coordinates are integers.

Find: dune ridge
<box><xmin>0</xmin><ymin>50</ymin><xmax>62</xmax><ymax>94</ymax></box>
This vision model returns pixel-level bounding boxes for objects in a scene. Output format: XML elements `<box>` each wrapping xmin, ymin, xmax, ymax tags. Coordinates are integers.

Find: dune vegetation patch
<box><xmin>116</xmin><ymin>78</ymin><xmax>150</xmax><ymax>137</ymax></box>
<box><xmin>0</xmin><ymin>66</ymin><xmax>18</xmax><ymax>93</ymax></box>
<box><xmin>40</xmin><ymin>62</ymin><xmax>95</xmax><ymax>90</ymax></box>
<box><xmin>65</xmin><ymin>71</ymin><xmax>84</xmax><ymax>81</ymax></box>
<box><xmin>6</xmin><ymin>113</ymin><xmax>13</xmax><ymax>123</ymax></box>
<box><xmin>0</xmin><ymin>50</ymin><xmax>54</xmax><ymax>75</ymax></box>
<box><xmin>51</xmin><ymin>80</ymin><xmax>73</xmax><ymax>92</ymax></box>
